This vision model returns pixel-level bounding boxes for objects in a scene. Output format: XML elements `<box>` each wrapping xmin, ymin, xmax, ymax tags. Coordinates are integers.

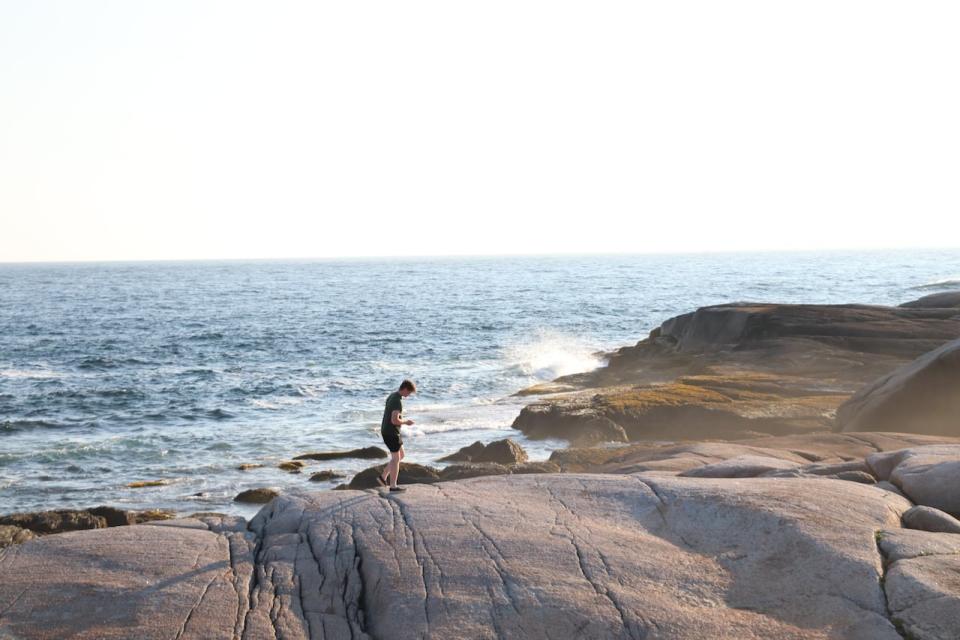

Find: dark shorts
<box><xmin>381</xmin><ymin>429</ymin><xmax>403</xmax><ymax>453</ymax></box>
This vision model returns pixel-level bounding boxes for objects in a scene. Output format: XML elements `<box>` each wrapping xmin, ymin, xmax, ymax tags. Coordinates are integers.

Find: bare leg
<box><xmin>387</xmin><ymin>450</ymin><xmax>402</xmax><ymax>487</ymax></box>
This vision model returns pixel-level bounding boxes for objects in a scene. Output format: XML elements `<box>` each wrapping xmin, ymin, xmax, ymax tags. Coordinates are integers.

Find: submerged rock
<box><xmin>0</xmin><ymin>509</ymin><xmax>107</xmax><ymax>535</ymax></box>
<box><xmin>293</xmin><ymin>446</ymin><xmax>387</xmax><ymax>461</ymax></box>
<box><xmin>233</xmin><ymin>487</ymin><xmax>280</xmax><ymax>504</ymax></box>
<box><xmin>308</xmin><ymin>470</ymin><xmax>345</xmax><ymax>482</ymax></box>
<box><xmin>0</xmin><ymin>525</ymin><xmax>36</xmax><ymax>549</ymax></box>
<box><xmin>237</xmin><ymin>462</ymin><xmax>264</xmax><ymax>471</ymax></box>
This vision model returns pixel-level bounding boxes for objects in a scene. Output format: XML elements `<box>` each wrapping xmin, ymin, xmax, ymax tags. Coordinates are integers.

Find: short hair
<box><xmin>399</xmin><ymin>379</ymin><xmax>416</xmax><ymax>392</ymax></box>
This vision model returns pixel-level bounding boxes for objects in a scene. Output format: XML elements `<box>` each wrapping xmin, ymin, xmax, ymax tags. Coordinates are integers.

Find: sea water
<box><xmin>1</xmin><ymin>250</ymin><xmax>958</xmax><ymax>517</ymax></box>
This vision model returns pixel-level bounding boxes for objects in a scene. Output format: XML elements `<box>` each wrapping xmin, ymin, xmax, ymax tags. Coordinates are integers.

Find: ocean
<box><xmin>1</xmin><ymin>250</ymin><xmax>958</xmax><ymax>518</ymax></box>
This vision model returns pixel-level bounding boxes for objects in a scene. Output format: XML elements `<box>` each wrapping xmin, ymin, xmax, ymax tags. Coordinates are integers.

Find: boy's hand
<box><xmin>404</xmin><ymin>419</ymin><xmax>415</xmax><ymax>426</ymax></box>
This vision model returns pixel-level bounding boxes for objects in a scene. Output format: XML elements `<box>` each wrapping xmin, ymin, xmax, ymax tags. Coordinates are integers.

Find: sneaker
<box><xmin>389</xmin><ymin>486</ymin><xmax>406</xmax><ymax>492</ymax></box>
<box><xmin>376</xmin><ymin>473</ymin><xmax>388</xmax><ymax>487</ymax></box>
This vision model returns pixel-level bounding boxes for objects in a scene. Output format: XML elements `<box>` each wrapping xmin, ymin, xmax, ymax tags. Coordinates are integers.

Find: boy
<box><xmin>378</xmin><ymin>379</ymin><xmax>416</xmax><ymax>491</ymax></box>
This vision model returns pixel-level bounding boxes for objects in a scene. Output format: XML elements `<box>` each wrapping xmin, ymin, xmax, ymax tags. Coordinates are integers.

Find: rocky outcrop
<box><xmin>515</xmin><ymin>300</ymin><xmax>960</xmax><ymax>443</ymax></box>
<box><xmin>549</xmin><ymin>431</ymin><xmax>960</xmax><ymax>476</ymax></box>
<box><xmin>293</xmin><ymin>446</ymin><xmax>387</xmax><ymax>461</ymax></box>
<box><xmin>837</xmin><ymin>337</ymin><xmax>960</xmax><ymax>436</ymax></box>
<box><xmin>2</xmin><ymin>473</ymin><xmax>928</xmax><ymax>639</ymax></box>
<box><xmin>899</xmin><ymin>290</ymin><xmax>960</xmax><ymax>308</ymax></box>
<box><xmin>437</xmin><ymin>438</ymin><xmax>529</xmax><ymax>464</ymax></box>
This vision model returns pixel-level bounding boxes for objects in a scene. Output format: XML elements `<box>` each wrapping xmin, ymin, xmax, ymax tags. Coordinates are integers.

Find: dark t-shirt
<box><xmin>381</xmin><ymin>391</ymin><xmax>403</xmax><ymax>435</ymax></box>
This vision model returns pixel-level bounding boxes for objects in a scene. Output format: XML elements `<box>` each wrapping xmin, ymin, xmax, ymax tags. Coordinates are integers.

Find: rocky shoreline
<box><xmin>2</xmin><ymin>292</ymin><xmax>959</xmax><ymax>639</ymax></box>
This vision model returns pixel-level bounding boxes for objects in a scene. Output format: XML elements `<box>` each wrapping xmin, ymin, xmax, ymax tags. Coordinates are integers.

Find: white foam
<box><xmin>0</xmin><ymin>368</ymin><xmax>63</xmax><ymax>379</ymax></box>
<box><xmin>909</xmin><ymin>276</ymin><xmax>960</xmax><ymax>291</ymax></box>
<box><xmin>501</xmin><ymin>329</ymin><xmax>604</xmax><ymax>380</ymax></box>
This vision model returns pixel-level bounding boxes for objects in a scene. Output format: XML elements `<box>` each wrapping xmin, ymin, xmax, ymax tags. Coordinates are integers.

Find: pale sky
<box><xmin>1</xmin><ymin>1</ymin><xmax>958</xmax><ymax>262</ymax></box>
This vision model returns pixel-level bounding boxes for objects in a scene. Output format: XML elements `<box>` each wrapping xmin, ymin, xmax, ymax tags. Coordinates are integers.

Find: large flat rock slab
<box><xmin>244</xmin><ymin>474</ymin><xmax>910</xmax><ymax>639</ymax></box>
<box><xmin>0</xmin><ymin>518</ymin><xmax>255</xmax><ymax>640</ymax></box>
<box><xmin>0</xmin><ymin>473</ymin><xmax>929</xmax><ymax>639</ymax></box>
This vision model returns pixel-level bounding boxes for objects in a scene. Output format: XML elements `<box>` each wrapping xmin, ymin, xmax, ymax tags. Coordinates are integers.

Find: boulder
<box><xmin>437</xmin><ymin>440</ymin><xmax>486</xmax><ymax>462</ymax></box>
<box><xmin>293</xmin><ymin>446</ymin><xmax>388</xmax><ymax>461</ymax></box>
<box><xmin>438</xmin><ymin>438</ymin><xmax>529</xmax><ymax>464</ymax></box>
<box><xmin>838</xmin><ymin>337</ymin><xmax>960</xmax><ymax>436</ymax></box>
<box><xmin>0</xmin><ymin>524</ymin><xmax>36</xmax><ymax>548</ymax></box>
<box><xmin>277</xmin><ymin>460</ymin><xmax>305</xmax><ymax>473</ymax></box>
<box><xmin>347</xmin><ymin>462</ymin><xmax>441</xmax><ymax>489</ymax></box>
<box><xmin>878</xmin><ymin>528</ymin><xmax>960</xmax><ymax>562</ymax></box>
<box><xmin>680</xmin><ymin>454</ymin><xmax>802</xmax><ymax>478</ymax></box>
<box><xmin>308</xmin><ymin>470</ymin><xmax>345</xmax><ymax>482</ymax></box>
<box><xmin>869</xmin><ymin>446</ymin><xmax>960</xmax><ymax>516</ymax></box>
<box><xmin>233</xmin><ymin>487</ymin><xmax>280</xmax><ymax>504</ymax></box>
<box><xmin>902</xmin><ymin>505</ymin><xmax>960</xmax><ymax>534</ymax></box>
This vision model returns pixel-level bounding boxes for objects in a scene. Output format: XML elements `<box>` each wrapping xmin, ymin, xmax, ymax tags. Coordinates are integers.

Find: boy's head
<box><xmin>399</xmin><ymin>379</ymin><xmax>416</xmax><ymax>397</ymax></box>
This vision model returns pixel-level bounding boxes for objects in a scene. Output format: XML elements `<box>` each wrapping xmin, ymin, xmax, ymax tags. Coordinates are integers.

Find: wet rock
<box><xmin>0</xmin><ymin>525</ymin><xmax>36</xmax><ymax>549</ymax></box>
<box><xmin>133</xmin><ymin>509</ymin><xmax>177</xmax><ymax>523</ymax></box>
<box><xmin>233</xmin><ymin>487</ymin><xmax>280</xmax><ymax>504</ymax></box>
<box><xmin>237</xmin><ymin>462</ymin><xmax>263</xmax><ymax>471</ymax></box>
<box><xmin>509</xmin><ymin>461</ymin><xmax>561</xmax><ymax>474</ymax></box>
<box><xmin>293</xmin><ymin>446</ymin><xmax>388</xmax><ymax>461</ymax></box>
<box><xmin>87</xmin><ymin>505</ymin><xmax>137</xmax><ymax>527</ymax></box>
<box><xmin>0</xmin><ymin>509</ymin><xmax>107</xmax><ymax>535</ymax></box>
<box><xmin>347</xmin><ymin>463</ymin><xmax>440</xmax><ymax>489</ymax></box>
<box><xmin>308</xmin><ymin>470</ymin><xmax>345</xmax><ymax>482</ymax></box>
<box><xmin>839</xmin><ymin>337</ymin><xmax>960</xmax><ymax>436</ymax></box>
<box><xmin>438</xmin><ymin>441</ymin><xmax>486</xmax><ymax>462</ymax></box>
<box><xmin>512</xmin><ymin>403</ymin><xmax>628</xmax><ymax>445</ymax></box>
<box><xmin>902</xmin><ymin>505</ymin><xmax>960</xmax><ymax>534</ymax></box>
<box><xmin>439</xmin><ymin>462</ymin><xmax>511</xmax><ymax>482</ymax></box>
<box><xmin>438</xmin><ymin>438</ymin><xmax>529</xmax><ymax>464</ymax></box>
<box><xmin>278</xmin><ymin>460</ymin><xmax>305</xmax><ymax>473</ymax></box>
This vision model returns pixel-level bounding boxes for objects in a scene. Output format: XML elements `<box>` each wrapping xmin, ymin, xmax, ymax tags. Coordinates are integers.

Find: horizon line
<box><xmin>2</xmin><ymin>245</ymin><xmax>959</xmax><ymax>266</ymax></box>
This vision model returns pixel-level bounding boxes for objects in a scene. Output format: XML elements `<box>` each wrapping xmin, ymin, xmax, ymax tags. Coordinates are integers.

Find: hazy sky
<box><xmin>2</xmin><ymin>1</ymin><xmax>958</xmax><ymax>262</ymax></box>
